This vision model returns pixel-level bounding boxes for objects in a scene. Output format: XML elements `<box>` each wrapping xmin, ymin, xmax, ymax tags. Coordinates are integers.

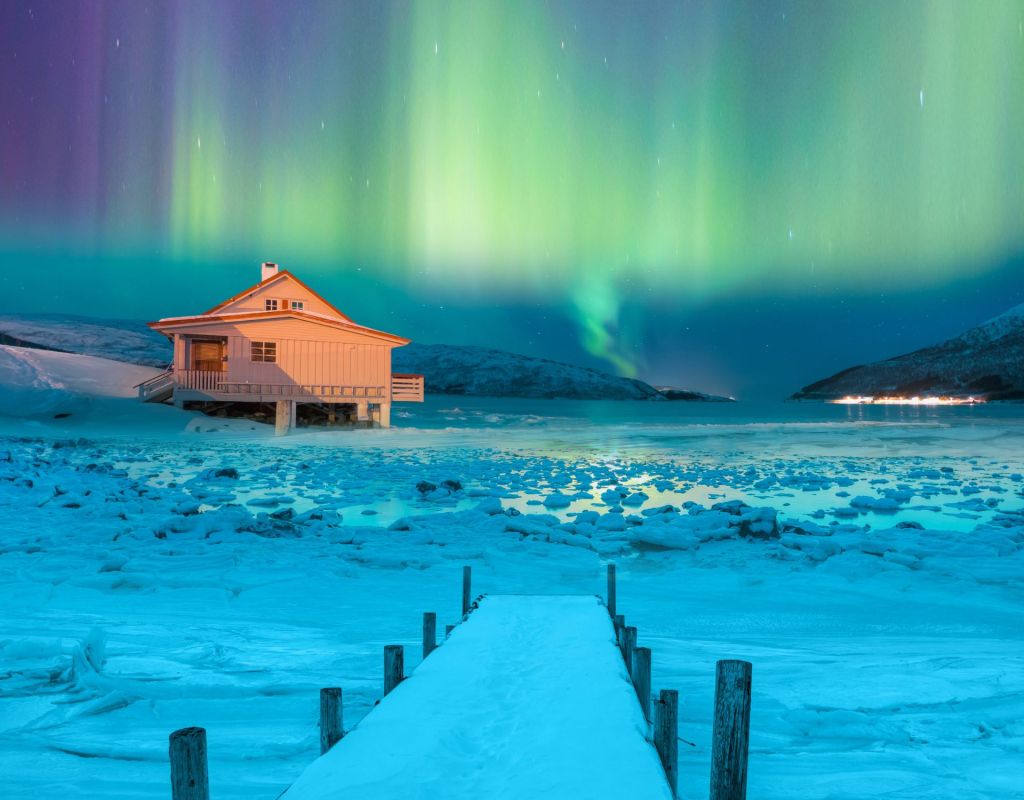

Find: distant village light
<box><xmin>831</xmin><ymin>395</ymin><xmax>984</xmax><ymax>406</ymax></box>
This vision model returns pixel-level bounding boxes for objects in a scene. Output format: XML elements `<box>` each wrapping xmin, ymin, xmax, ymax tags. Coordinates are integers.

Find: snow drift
<box><xmin>0</xmin><ymin>345</ymin><xmax>161</xmax><ymax>417</ymax></box>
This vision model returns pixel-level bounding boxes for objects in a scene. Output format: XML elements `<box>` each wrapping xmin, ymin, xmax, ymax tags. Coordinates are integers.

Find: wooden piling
<box><xmin>384</xmin><ymin>645</ymin><xmax>404</xmax><ymax>696</ymax></box>
<box><xmin>319</xmin><ymin>687</ymin><xmax>343</xmax><ymax>754</ymax></box>
<box><xmin>274</xmin><ymin>400</ymin><xmax>295</xmax><ymax>436</ymax></box>
<box><xmin>445</xmin><ymin>624</ymin><xmax>455</xmax><ymax>638</ymax></box>
<box><xmin>169</xmin><ymin>726</ymin><xmax>209</xmax><ymax>800</ymax></box>
<box><xmin>423</xmin><ymin>612</ymin><xmax>437</xmax><ymax>659</ymax></box>
<box><xmin>632</xmin><ymin>647</ymin><xmax>652</xmax><ymax>723</ymax></box>
<box><xmin>606</xmin><ymin>562</ymin><xmax>617</xmax><ymax>618</ymax></box>
<box><xmin>654</xmin><ymin>689</ymin><xmax>679</xmax><ymax>799</ymax></box>
<box><xmin>461</xmin><ymin>565</ymin><xmax>472</xmax><ymax>617</ymax></box>
<box><xmin>710</xmin><ymin>660</ymin><xmax>752</xmax><ymax>800</ymax></box>
<box><xmin>614</xmin><ymin>614</ymin><xmax>625</xmax><ymax>650</ymax></box>
<box><xmin>622</xmin><ymin>626</ymin><xmax>637</xmax><ymax>679</ymax></box>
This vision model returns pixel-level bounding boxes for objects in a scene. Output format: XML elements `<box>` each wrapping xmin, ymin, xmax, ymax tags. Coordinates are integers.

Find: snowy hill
<box><xmin>792</xmin><ymin>302</ymin><xmax>1024</xmax><ymax>400</ymax></box>
<box><xmin>0</xmin><ymin>314</ymin><xmax>170</xmax><ymax>367</ymax></box>
<box><xmin>0</xmin><ymin>345</ymin><xmax>262</xmax><ymax>435</ymax></box>
<box><xmin>393</xmin><ymin>342</ymin><xmax>663</xmax><ymax>400</ymax></box>
<box><xmin>0</xmin><ymin>313</ymin><xmax>726</xmax><ymax>401</ymax></box>
<box><xmin>655</xmin><ymin>385</ymin><xmax>735</xmax><ymax>402</ymax></box>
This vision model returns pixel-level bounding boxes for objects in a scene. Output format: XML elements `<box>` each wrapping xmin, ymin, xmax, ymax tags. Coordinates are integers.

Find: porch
<box><xmin>137</xmin><ymin>370</ymin><xmax>423</xmax><ymax>424</ymax></box>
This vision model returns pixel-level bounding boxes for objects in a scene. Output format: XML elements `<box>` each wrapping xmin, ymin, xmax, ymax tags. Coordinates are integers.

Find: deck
<box><xmin>281</xmin><ymin>594</ymin><xmax>673</xmax><ymax>800</ymax></box>
<box><xmin>138</xmin><ymin>370</ymin><xmax>424</xmax><ymax>404</ymax></box>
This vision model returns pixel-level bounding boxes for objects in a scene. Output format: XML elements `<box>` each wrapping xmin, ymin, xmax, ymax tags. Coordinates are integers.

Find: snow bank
<box><xmin>0</xmin><ymin>345</ymin><xmax>161</xmax><ymax>417</ymax></box>
<box><xmin>0</xmin><ymin>344</ymin><xmax>269</xmax><ymax>437</ymax></box>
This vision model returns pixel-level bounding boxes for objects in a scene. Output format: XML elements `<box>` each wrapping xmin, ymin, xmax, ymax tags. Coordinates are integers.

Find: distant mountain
<box><xmin>0</xmin><ymin>314</ymin><xmax>170</xmax><ymax>367</ymax></box>
<box><xmin>393</xmin><ymin>343</ymin><xmax>662</xmax><ymax>400</ymax></box>
<box><xmin>791</xmin><ymin>303</ymin><xmax>1024</xmax><ymax>401</ymax></box>
<box><xmin>0</xmin><ymin>313</ymin><xmax>725</xmax><ymax>401</ymax></box>
<box><xmin>654</xmin><ymin>385</ymin><xmax>735</xmax><ymax>403</ymax></box>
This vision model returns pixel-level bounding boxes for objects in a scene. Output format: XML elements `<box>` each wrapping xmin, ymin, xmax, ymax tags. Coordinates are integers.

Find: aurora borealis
<box><xmin>2</xmin><ymin>0</ymin><xmax>1023</xmax><ymax>396</ymax></box>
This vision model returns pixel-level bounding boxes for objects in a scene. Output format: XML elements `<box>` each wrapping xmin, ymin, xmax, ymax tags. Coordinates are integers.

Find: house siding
<box><xmin>168</xmin><ymin>317</ymin><xmax>394</xmax><ymax>392</ymax></box>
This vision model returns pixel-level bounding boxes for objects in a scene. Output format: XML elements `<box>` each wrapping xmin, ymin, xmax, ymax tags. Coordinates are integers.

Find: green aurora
<box><xmin>2</xmin><ymin>0</ymin><xmax>1023</xmax><ymax>379</ymax></box>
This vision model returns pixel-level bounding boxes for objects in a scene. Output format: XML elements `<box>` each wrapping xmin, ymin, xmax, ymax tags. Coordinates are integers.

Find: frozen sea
<box><xmin>1</xmin><ymin>395</ymin><xmax>1022</xmax><ymax>799</ymax></box>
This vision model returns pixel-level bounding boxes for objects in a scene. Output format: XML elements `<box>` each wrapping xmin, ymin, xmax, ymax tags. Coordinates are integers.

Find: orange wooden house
<box><xmin>139</xmin><ymin>263</ymin><xmax>423</xmax><ymax>432</ymax></box>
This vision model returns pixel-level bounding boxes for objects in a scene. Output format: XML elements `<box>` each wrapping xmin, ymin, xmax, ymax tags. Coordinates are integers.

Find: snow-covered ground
<box><xmin>0</xmin><ymin>344</ymin><xmax>161</xmax><ymax>404</ymax></box>
<box><xmin>0</xmin><ymin>352</ymin><xmax>1022</xmax><ymax>799</ymax></box>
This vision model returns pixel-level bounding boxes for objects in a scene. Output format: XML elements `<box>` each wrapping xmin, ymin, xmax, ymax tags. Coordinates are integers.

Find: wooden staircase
<box><xmin>136</xmin><ymin>369</ymin><xmax>175</xmax><ymax>403</ymax></box>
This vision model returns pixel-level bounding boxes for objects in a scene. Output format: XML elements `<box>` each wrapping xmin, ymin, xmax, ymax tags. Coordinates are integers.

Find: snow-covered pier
<box><xmin>282</xmin><ymin>592</ymin><xmax>674</xmax><ymax>800</ymax></box>
<box><xmin>168</xmin><ymin>566</ymin><xmax>752</xmax><ymax>800</ymax></box>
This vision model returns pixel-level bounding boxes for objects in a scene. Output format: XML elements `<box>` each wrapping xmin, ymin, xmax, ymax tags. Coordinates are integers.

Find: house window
<box><xmin>290</xmin><ymin>300</ymin><xmax>304</xmax><ymax>311</ymax></box>
<box><xmin>251</xmin><ymin>341</ymin><xmax>277</xmax><ymax>363</ymax></box>
<box><xmin>265</xmin><ymin>299</ymin><xmax>279</xmax><ymax>311</ymax></box>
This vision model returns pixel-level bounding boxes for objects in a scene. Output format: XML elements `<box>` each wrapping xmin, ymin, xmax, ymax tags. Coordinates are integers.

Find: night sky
<box><xmin>1</xmin><ymin>1</ymin><xmax>1023</xmax><ymax>398</ymax></box>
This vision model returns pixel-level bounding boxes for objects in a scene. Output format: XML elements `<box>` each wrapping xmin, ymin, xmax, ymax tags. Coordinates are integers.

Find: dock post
<box><xmin>623</xmin><ymin>626</ymin><xmax>637</xmax><ymax>678</ymax></box>
<box><xmin>633</xmin><ymin>647</ymin><xmax>652</xmax><ymax>722</ymax></box>
<box><xmin>423</xmin><ymin>612</ymin><xmax>437</xmax><ymax>659</ymax></box>
<box><xmin>275</xmin><ymin>400</ymin><xmax>295</xmax><ymax>436</ymax></box>
<box><xmin>654</xmin><ymin>689</ymin><xmax>679</xmax><ymax>799</ymax></box>
<box><xmin>169</xmin><ymin>726</ymin><xmax>209</xmax><ymax>800</ymax></box>
<box><xmin>445</xmin><ymin>624</ymin><xmax>455</xmax><ymax>638</ymax></box>
<box><xmin>461</xmin><ymin>566</ymin><xmax>472</xmax><ymax>617</ymax></box>
<box><xmin>614</xmin><ymin>614</ymin><xmax>625</xmax><ymax>650</ymax></box>
<box><xmin>384</xmin><ymin>645</ymin><xmax>404</xmax><ymax>696</ymax></box>
<box><xmin>606</xmin><ymin>562</ymin><xmax>617</xmax><ymax>618</ymax></box>
<box><xmin>710</xmin><ymin>660</ymin><xmax>752</xmax><ymax>800</ymax></box>
<box><xmin>319</xmin><ymin>687</ymin><xmax>343</xmax><ymax>754</ymax></box>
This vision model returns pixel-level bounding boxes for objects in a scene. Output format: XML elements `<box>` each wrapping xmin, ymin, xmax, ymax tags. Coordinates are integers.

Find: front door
<box><xmin>192</xmin><ymin>340</ymin><xmax>225</xmax><ymax>372</ymax></box>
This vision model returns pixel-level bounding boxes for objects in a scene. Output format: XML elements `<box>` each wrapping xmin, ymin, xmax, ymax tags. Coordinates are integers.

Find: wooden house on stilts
<box><xmin>139</xmin><ymin>263</ymin><xmax>423</xmax><ymax>433</ymax></box>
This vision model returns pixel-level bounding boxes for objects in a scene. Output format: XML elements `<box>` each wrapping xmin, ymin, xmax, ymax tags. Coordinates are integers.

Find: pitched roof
<box><xmin>149</xmin><ymin>309</ymin><xmax>410</xmax><ymax>345</ymax></box>
<box><xmin>203</xmin><ymin>269</ymin><xmax>353</xmax><ymax>322</ymax></box>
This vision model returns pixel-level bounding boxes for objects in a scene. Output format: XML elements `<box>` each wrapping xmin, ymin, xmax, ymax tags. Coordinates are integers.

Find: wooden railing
<box><xmin>136</xmin><ymin>369</ymin><xmax>174</xmax><ymax>402</ymax></box>
<box><xmin>392</xmin><ymin>373</ymin><xmax>424</xmax><ymax>402</ymax></box>
<box><xmin>217</xmin><ymin>382</ymin><xmax>385</xmax><ymax>399</ymax></box>
<box><xmin>177</xmin><ymin>369</ymin><xmax>225</xmax><ymax>392</ymax></box>
<box><xmin>171</xmin><ymin>371</ymin><xmax>423</xmax><ymax>403</ymax></box>
<box><xmin>606</xmin><ymin>563</ymin><xmax>752</xmax><ymax>799</ymax></box>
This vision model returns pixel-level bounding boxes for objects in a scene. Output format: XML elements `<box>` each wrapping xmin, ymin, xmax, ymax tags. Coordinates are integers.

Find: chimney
<box><xmin>261</xmin><ymin>262</ymin><xmax>279</xmax><ymax>282</ymax></box>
